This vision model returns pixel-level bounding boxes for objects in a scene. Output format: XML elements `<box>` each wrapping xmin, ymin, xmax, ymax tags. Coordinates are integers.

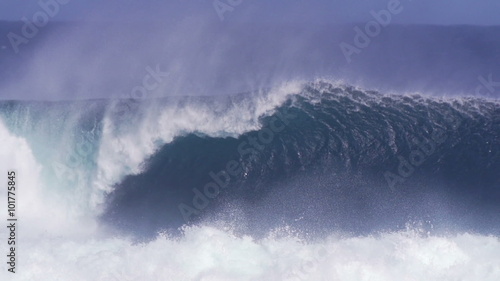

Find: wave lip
<box><xmin>92</xmin><ymin>81</ymin><xmax>304</xmax><ymax>203</ymax></box>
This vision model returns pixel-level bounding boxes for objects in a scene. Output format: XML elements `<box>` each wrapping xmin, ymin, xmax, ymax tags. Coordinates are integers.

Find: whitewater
<box><xmin>0</xmin><ymin>80</ymin><xmax>499</xmax><ymax>281</ymax></box>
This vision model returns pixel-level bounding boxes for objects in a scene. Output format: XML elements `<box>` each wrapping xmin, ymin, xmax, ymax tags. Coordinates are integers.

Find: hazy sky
<box><xmin>0</xmin><ymin>0</ymin><xmax>499</xmax><ymax>25</ymax></box>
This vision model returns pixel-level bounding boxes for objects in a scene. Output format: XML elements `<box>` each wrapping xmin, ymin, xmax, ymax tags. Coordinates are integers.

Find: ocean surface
<box><xmin>0</xmin><ymin>79</ymin><xmax>499</xmax><ymax>280</ymax></box>
<box><xmin>0</xmin><ymin>19</ymin><xmax>500</xmax><ymax>280</ymax></box>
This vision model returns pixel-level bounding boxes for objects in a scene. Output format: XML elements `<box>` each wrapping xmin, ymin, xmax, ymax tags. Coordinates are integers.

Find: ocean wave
<box><xmin>0</xmin><ymin>80</ymin><xmax>498</xmax><ymax>239</ymax></box>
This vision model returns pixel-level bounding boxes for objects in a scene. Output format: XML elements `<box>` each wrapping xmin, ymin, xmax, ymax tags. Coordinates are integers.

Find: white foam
<box><xmin>0</xmin><ymin>121</ymin><xmax>98</xmax><ymax>238</ymax></box>
<box><xmin>1</xmin><ymin>226</ymin><xmax>499</xmax><ymax>281</ymax></box>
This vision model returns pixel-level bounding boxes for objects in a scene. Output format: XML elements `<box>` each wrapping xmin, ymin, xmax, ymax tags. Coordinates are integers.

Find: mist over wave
<box><xmin>2</xmin><ymin>23</ymin><xmax>500</xmax><ymax>100</ymax></box>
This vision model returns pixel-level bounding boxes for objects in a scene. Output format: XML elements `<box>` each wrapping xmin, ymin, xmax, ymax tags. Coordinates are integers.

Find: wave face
<box><xmin>0</xmin><ymin>81</ymin><xmax>499</xmax><ymax>280</ymax></box>
<box><xmin>99</xmin><ymin>81</ymin><xmax>500</xmax><ymax>238</ymax></box>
